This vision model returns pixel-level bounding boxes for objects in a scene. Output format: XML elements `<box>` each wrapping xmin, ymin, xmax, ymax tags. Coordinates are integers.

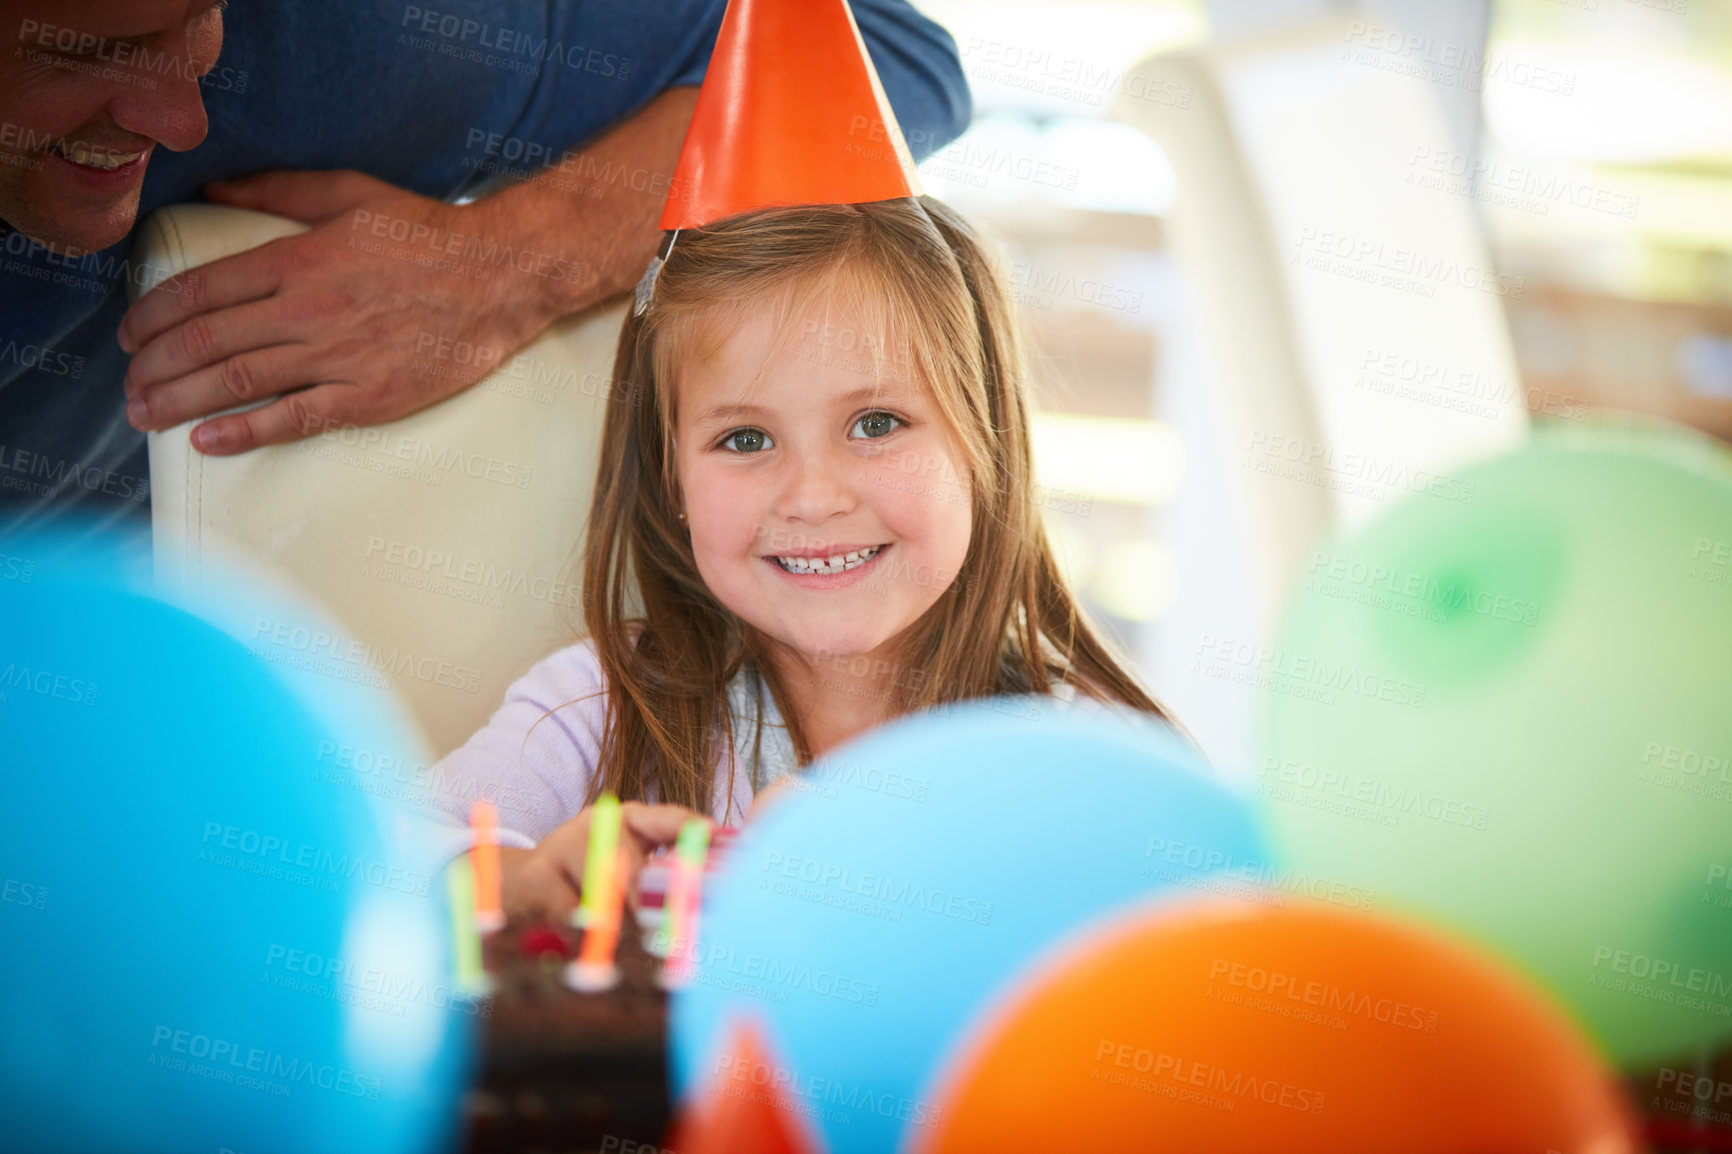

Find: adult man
<box><xmin>0</xmin><ymin>0</ymin><xmax>969</xmax><ymax>535</ymax></box>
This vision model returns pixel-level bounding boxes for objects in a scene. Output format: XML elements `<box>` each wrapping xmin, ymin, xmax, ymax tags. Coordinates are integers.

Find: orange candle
<box><xmin>470</xmin><ymin>799</ymin><xmax>504</xmax><ymax>933</ymax></box>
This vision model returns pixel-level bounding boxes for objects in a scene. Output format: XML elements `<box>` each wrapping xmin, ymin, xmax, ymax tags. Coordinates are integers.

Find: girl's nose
<box><xmin>776</xmin><ymin>448</ymin><xmax>859</xmax><ymax>524</ymax></box>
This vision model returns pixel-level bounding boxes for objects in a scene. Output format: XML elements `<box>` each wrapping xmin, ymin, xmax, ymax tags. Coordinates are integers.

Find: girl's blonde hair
<box><xmin>578</xmin><ymin>196</ymin><xmax>1176</xmax><ymax>813</ymax></box>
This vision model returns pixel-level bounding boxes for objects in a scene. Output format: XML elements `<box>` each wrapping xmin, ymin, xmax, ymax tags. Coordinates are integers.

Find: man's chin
<box><xmin>3</xmin><ymin>177</ymin><xmax>144</xmax><ymax>253</ymax></box>
<box><xmin>38</xmin><ymin>200</ymin><xmax>142</xmax><ymax>253</ymax></box>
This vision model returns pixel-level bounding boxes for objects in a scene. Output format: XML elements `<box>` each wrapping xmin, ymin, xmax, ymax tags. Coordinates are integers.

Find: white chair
<box><xmin>134</xmin><ymin>204</ymin><xmax>622</xmax><ymax>757</ymax></box>
<box><xmin>1115</xmin><ymin>22</ymin><xmax>1529</xmax><ymax>773</ymax></box>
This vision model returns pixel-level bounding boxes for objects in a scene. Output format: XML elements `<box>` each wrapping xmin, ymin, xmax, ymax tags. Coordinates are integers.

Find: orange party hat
<box><xmin>660</xmin><ymin>0</ymin><xmax>923</xmax><ymax>231</ymax></box>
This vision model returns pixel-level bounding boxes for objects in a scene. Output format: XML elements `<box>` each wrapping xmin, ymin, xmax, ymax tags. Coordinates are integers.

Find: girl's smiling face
<box><xmin>673</xmin><ymin>296</ymin><xmax>974</xmax><ymax>666</ymax></box>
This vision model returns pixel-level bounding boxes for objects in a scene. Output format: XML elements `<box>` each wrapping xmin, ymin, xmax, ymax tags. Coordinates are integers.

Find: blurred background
<box><xmin>910</xmin><ymin>0</ymin><xmax>1732</xmax><ymax>776</ymax></box>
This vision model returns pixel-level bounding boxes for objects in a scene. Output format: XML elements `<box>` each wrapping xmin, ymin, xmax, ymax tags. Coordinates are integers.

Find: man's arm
<box><xmin>117</xmin><ymin>86</ymin><xmax>697</xmax><ymax>455</ymax></box>
<box><xmin>851</xmin><ymin>0</ymin><xmax>972</xmax><ymax>159</ymax></box>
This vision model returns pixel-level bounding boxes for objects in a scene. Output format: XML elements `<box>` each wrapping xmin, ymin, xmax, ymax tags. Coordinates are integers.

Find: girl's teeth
<box><xmin>775</xmin><ymin>546</ymin><xmax>880</xmax><ymax>575</ymax></box>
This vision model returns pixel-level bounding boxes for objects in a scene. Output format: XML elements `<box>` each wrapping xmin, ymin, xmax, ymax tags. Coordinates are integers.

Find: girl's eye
<box><xmin>721</xmin><ymin>427</ymin><xmax>773</xmax><ymax>454</ymax></box>
<box><xmin>851</xmin><ymin>411</ymin><xmax>903</xmax><ymax>440</ymax></box>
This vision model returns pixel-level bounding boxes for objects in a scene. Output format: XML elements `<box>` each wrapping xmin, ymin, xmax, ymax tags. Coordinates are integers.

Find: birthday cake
<box><xmin>461</xmin><ymin>909</ymin><xmax>673</xmax><ymax>1154</ymax></box>
<box><xmin>459</xmin><ymin>827</ymin><xmax>734</xmax><ymax>1153</ymax></box>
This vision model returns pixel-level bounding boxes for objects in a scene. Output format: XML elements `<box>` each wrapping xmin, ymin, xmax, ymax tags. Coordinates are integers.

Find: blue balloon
<box><xmin>0</xmin><ymin>531</ymin><xmax>472</xmax><ymax>1154</ymax></box>
<box><xmin>670</xmin><ymin>700</ymin><xmax>1269</xmax><ymax>1154</ymax></box>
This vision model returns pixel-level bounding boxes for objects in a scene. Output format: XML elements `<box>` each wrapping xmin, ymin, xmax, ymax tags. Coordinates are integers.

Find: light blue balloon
<box><xmin>0</xmin><ymin>531</ymin><xmax>472</xmax><ymax>1154</ymax></box>
<box><xmin>670</xmin><ymin>701</ymin><xmax>1268</xmax><ymax>1154</ymax></box>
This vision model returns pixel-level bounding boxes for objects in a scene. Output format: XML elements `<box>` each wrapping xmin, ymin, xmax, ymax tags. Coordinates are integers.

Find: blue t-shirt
<box><xmin>0</xmin><ymin>0</ymin><xmax>970</xmax><ymax>537</ymax></box>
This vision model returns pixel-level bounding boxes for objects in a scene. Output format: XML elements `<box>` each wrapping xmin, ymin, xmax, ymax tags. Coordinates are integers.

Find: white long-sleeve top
<box><xmin>429</xmin><ymin>639</ymin><xmax>799</xmax><ymax>847</ymax></box>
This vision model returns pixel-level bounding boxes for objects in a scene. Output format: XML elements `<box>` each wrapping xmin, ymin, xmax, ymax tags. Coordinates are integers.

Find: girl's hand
<box><xmin>498</xmin><ymin>801</ymin><xmax>710</xmax><ymax>923</ymax></box>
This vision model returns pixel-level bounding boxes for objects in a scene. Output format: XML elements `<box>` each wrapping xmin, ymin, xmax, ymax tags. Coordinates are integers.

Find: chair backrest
<box><xmin>135</xmin><ymin>204</ymin><xmax>621</xmax><ymax>756</ymax></box>
<box><xmin>1114</xmin><ymin>22</ymin><xmax>1529</xmax><ymax>772</ymax></box>
<box><xmin>1117</xmin><ymin>21</ymin><xmax>1528</xmax><ymax>626</ymax></box>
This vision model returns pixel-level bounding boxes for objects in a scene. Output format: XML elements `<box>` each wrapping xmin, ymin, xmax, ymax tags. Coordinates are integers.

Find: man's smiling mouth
<box><xmin>52</xmin><ymin>140</ymin><xmax>147</xmax><ymax>171</ymax></box>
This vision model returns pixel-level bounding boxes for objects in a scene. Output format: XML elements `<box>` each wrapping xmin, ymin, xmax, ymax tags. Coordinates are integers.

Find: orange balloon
<box><xmin>914</xmin><ymin>901</ymin><xmax>1639</xmax><ymax>1154</ymax></box>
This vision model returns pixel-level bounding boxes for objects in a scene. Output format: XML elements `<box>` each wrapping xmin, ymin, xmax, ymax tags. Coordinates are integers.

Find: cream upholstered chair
<box><xmin>1115</xmin><ymin>21</ymin><xmax>1529</xmax><ymax>773</ymax></box>
<box><xmin>1117</xmin><ymin>19</ymin><xmax>1528</xmax><ymax>625</ymax></box>
<box><xmin>133</xmin><ymin>204</ymin><xmax>623</xmax><ymax>757</ymax></box>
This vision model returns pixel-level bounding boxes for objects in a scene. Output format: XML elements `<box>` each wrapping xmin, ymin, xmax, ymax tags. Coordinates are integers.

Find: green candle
<box><xmin>446</xmin><ymin>855</ymin><xmax>490</xmax><ymax>995</ymax></box>
<box><xmin>573</xmin><ymin>792</ymin><xmax>622</xmax><ymax>928</ymax></box>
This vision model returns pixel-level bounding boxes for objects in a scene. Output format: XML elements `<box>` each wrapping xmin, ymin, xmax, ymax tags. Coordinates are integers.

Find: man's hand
<box><xmin>119</xmin><ymin>169</ymin><xmax>571</xmax><ymax>454</ymax></box>
<box><xmin>118</xmin><ymin>85</ymin><xmax>697</xmax><ymax>455</ymax></box>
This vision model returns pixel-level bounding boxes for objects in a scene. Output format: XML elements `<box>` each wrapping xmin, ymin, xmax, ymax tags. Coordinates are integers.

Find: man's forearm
<box><xmin>473</xmin><ymin>85</ymin><xmax>699</xmax><ymax>326</ymax></box>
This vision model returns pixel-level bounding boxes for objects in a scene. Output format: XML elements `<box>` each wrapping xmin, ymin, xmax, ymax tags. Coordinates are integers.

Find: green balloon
<box><xmin>1261</xmin><ymin>419</ymin><xmax>1732</xmax><ymax>1066</ymax></box>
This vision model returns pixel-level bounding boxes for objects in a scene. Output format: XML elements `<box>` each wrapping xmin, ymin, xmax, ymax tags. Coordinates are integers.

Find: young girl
<box><xmin>435</xmin><ymin>196</ymin><xmax>1180</xmax><ymax>919</ymax></box>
